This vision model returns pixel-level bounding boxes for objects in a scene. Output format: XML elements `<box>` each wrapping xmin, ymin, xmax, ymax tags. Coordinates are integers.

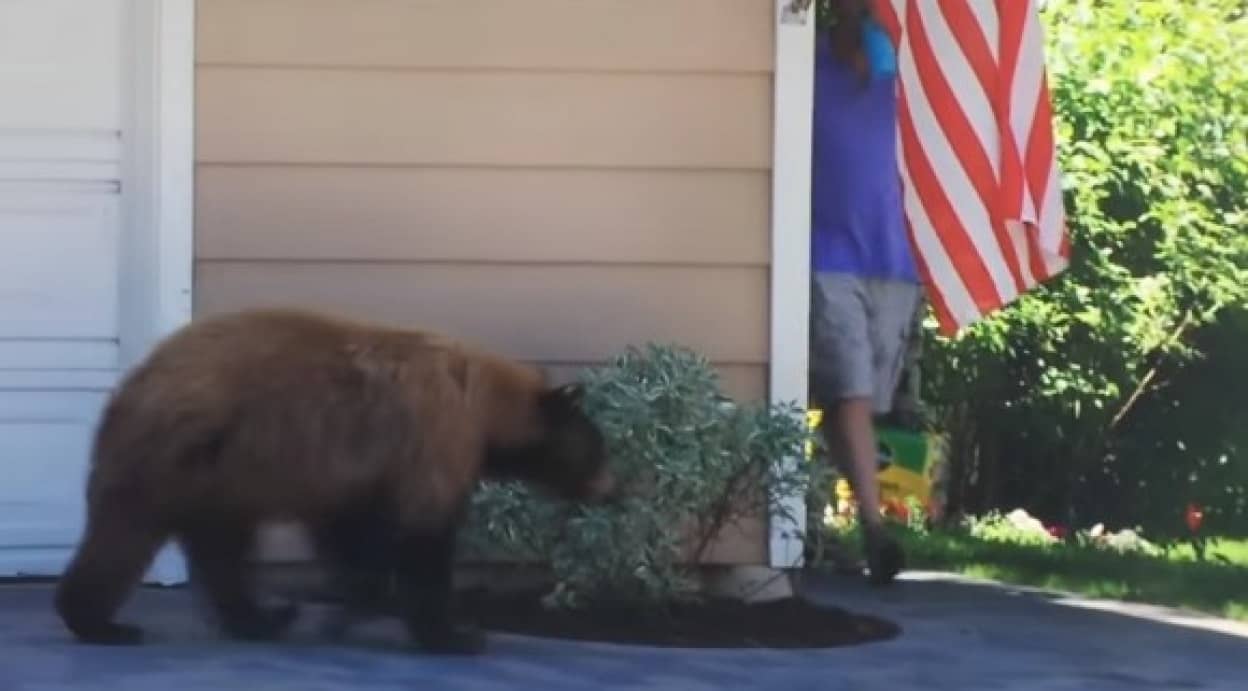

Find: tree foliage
<box><xmin>921</xmin><ymin>0</ymin><xmax>1248</xmax><ymax>539</ymax></box>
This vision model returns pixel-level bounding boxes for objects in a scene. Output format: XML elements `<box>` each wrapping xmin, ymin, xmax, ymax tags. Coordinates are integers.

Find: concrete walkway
<box><xmin>2</xmin><ymin>571</ymin><xmax>1245</xmax><ymax>690</ymax></box>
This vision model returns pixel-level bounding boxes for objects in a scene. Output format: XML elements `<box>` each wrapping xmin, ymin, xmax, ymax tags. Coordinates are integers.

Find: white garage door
<box><xmin>0</xmin><ymin>0</ymin><xmax>184</xmax><ymax>582</ymax></box>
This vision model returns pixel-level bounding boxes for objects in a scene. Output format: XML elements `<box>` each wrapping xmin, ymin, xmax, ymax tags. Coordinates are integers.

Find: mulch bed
<box><xmin>458</xmin><ymin>588</ymin><xmax>901</xmax><ymax>649</ymax></box>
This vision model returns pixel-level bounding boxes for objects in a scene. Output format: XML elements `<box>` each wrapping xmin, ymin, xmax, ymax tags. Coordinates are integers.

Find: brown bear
<box><xmin>53</xmin><ymin>307</ymin><xmax>615</xmax><ymax>654</ymax></box>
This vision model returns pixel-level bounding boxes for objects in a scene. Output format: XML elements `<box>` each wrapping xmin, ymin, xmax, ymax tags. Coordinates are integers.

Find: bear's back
<box><xmin>94</xmin><ymin>310</ymin><xmax>472</xmax><ymax>509</ymax></box>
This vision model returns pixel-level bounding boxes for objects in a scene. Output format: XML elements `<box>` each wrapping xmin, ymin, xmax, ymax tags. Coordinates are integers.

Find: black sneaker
<box><xmin>863</xmin><ymin>532</ymin><xmax>905</xmax><ymax>586</ymax></box>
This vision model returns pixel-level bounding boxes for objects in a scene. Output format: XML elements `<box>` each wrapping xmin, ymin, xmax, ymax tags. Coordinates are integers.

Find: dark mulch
<box><xmin>458</xmin><ymin>588</ymin><xmax>901</xmax><ymax>649</ymax></box>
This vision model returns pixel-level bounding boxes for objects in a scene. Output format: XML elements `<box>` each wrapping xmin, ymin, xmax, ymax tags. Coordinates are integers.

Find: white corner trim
<box><xmin>154</xmin><ymin>0</ymin><xmax>196</xmax><ymax>339</ymax></box>
<box><xmin>121</xmin><ymin>0</ymin><xmax>195</xmax><ymax>367</ymax></box>
<box><xmin>767</xmin><ymin>0</ymin><xmax>815</xmax><ymax>570</ymax></box>
<box><xmin>121</xmin><ymin>0</ymin><xmax>196</xmax><ymax>585</ymax></box>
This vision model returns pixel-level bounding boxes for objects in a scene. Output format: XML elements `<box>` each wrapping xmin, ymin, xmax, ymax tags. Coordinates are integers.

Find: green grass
<box><xmin>828</xmin><ymin>525</ymin><xmax>1248</xmax><ymax>621</ymax></box>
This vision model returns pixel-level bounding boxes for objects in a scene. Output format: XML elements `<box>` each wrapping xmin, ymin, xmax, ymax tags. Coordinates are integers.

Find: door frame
<box><xmin>767</xmin><ymin>0</ymin><xmax>815</xmax><ymax>569</ymax></box>
<box><xmin>120</xmin><ymin>0</ymin><xmax>196</xmax><ymax>584</ymax></box>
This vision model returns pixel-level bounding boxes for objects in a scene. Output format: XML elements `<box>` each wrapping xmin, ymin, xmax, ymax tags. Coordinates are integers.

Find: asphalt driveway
<box><xmin>2</xmin><ymin>571</ymin><xmax>1245</xmax><ymax>690</ymax></box>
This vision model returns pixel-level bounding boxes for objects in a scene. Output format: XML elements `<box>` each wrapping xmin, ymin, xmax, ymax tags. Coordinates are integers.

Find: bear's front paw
<box><xmin>223</xmin><ymin>602</ymin><xmax>301</xmax><ymax>641</ymax></box>
<box><xmin>78</xmin><ymin>622</ymin><xmax>145</xmax><ymax>646</ymax></box>
<box><xmin>320</xmin><ymin>605</ymin><xmax>376</xmax><ymax>641</ymax></box>
<box><xmin>263</xmin><ymin>601</ymin><xmax>301</xmax><ymax>633</ymax></box>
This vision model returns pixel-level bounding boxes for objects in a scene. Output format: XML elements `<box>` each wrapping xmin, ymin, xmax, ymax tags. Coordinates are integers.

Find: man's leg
<box><xmin>858</xmin><ymin>276</ymin><xmax>924</xmax><ymax>583</ymax></box>
<box><xmin>808</xmin><ymin>273</ymin><xmax>880</xmax><ymax>575</ymax></box>
<box><xmin>809</xmin><ymin>273</ymin><xmax>920</xmax><ymax>584</ymax></box>
<box><xmin>826</xmin><ymin>397</ymin><xmax>903</xmax><ymax>584</ymax></box>
<box><xmin>803</xmin><ymin>430</ymin><xmax>862</xmax><ymax>573</ymax></box>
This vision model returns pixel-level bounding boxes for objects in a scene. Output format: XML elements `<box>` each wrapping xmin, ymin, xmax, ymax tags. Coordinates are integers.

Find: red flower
<box><xmin>1046</xmin><ymin>524</ymin><xmax>1068</xmax><ymax>540</ymax></box>
<box><xmin>1185</xmin><ymin>503</ymin><xmax>1204</xmax><ymax>534</ymax></box>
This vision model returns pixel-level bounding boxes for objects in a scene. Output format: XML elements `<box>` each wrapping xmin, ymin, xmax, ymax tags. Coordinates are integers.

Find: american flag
<box><xmin>875</xmin><ymin>0</ymin><xmax>1071</xmax><ymax>336</ymax></box>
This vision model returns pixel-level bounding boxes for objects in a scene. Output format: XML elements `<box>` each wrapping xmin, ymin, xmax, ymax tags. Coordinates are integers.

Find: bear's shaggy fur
<box><xmin>53</xmin><ymin>307</ymin><xmax>614</xmax><ymax>654</ymax></box>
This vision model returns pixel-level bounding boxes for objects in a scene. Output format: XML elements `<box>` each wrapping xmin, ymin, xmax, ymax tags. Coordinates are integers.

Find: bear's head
<box><xmin>485</xmin><ymin>383</ymin><xmax>616</xmax><ymax>504</ymax></box>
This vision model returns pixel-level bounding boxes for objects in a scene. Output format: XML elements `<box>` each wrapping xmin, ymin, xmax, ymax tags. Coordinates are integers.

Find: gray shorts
<box><xmin>809</xmin><ymin>272</ymin><xmax>923</xmax><ymax>414</ymax></box>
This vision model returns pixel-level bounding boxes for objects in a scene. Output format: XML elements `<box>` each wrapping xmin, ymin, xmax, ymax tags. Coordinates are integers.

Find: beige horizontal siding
<box><xmin>198</xmin><ymin>0</ymin><xmax>773</xmax><ymax>73</ymax></box>
<box><xmin>195</xmin><ymin>262</ymin><xmax>769</xmax><ymax>365</ymax></box>
<box><xmin>196</xmin><ymin>166</ymin><xmax>770</xmax><ymax>265</ymax></box>
<box><xmin>700</xmin><ymin>516</ymin><xmax>768</xmax><ymax>564</ymax></box>
<box><xmin>543</xmin><ymin>364</ymin><xmax>766</xmax><ymax>403</ymax></box>
<box><xmin>198</xmin><ymin>68</ymin><xmax>771</xmax><ymax>168</ymax></box>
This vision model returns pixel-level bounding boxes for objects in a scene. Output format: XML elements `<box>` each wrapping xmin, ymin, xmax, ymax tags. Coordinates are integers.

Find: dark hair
<box><xmin>825</xmin><ymin>0</ymin><xmax>876</xmax><ymax>76</ymax></box>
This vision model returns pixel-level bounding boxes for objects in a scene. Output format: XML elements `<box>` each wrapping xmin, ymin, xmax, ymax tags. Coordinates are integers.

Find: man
<box><xmin>806</xmin><ymin>0</ymin><xmax>922</xmax><ymax>585</ymax></box>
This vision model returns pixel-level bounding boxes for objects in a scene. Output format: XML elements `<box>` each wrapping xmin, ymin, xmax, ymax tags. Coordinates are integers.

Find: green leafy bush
<box><xmin>461</xmin><ymin>344</ymin><xmax>822</xmax><ymax>609</ymax></box>
<box><xmin>922</xmin><ymin>0</ymin><xmax>1248</xmax><ymax>538</ymax></box>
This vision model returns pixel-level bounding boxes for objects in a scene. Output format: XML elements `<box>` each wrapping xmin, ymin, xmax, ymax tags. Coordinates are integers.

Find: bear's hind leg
<box><xmin>309</xmin><ymin>508</ymin><xmax>399</xmax><ymax>641</ymax></box>
<box><xmin>54</xmin><ymin>505</ymin><xmax>167</xmax><ymax>645</ymax></box>
<box><xmin>178</xmin><ymin>521</ymin><xmax>298</xmax><ymax>641</ymax></box>
<box><xmin>395</xmin><ymin>529</ymin><xmax>484</xmax><ymax>655</ymax></box>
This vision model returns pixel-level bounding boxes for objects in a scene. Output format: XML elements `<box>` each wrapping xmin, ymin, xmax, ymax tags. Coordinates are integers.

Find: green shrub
<box><xmin>922</xmin><ymin>0</ymin><xmax>1248</xmax><ymax>538</ymax></box>
<box><xmin>461</xmin><ymin>344</ymin><xmax>824</xmax><ymax>609</ymax></box>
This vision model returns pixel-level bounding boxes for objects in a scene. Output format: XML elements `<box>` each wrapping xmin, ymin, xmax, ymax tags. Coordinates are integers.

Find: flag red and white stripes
<box><xmin>875</xmin><ymin>0</ymin><xmax>1071</xmax><ymax>336</ymax></box>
